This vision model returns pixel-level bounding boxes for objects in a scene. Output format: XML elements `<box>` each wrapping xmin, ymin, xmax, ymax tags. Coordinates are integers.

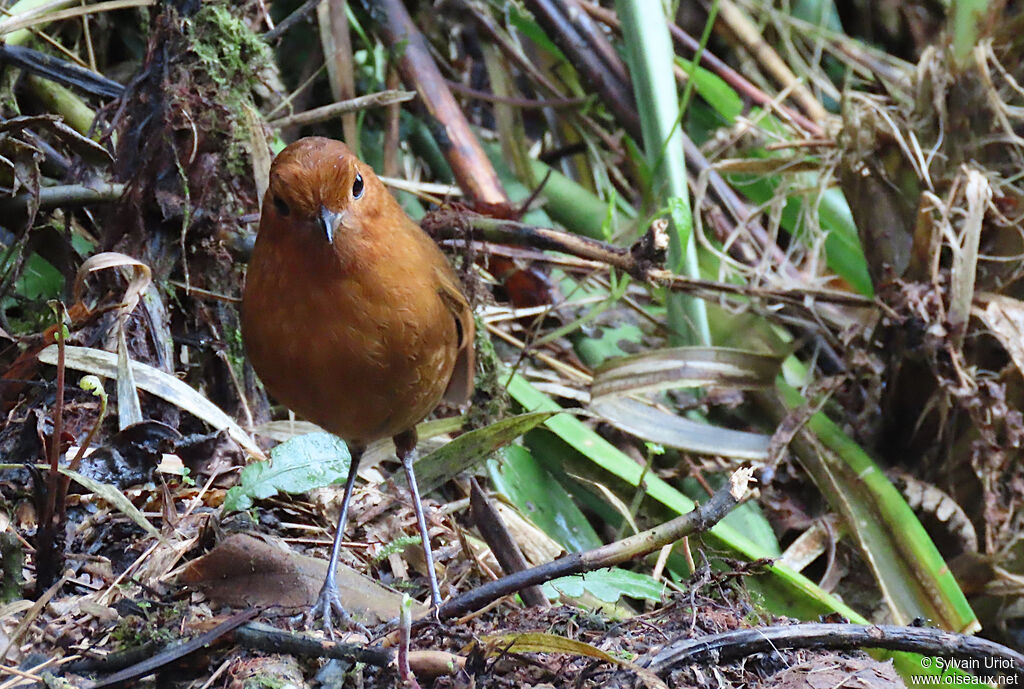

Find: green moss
<box><xmin>183</xmin><ymin>2</ymin><xmax>270</xmax><ymax>186</ymax></box>
<box><xmin>225</xmin><ymin>324</ymin><xmax>246</xmax><ymax>377</ymax></box>
<box><xmin>109</xmin><ymin>600</ymin><xmax>187</xmax><ymax>648</ymax></box>
<box><xmin>467</xmin><ymin>314</ymin><xmax>510</xmax><ymax>428</ymax></box>
<box><xmin>0</xmin><ymin>532</ymin><xmax>23</xmax><ymax>602</ymax></box>
<box><xmin>187</xmin><ymin>4</ymin><xmax>270</xmax><ymax>97</ymax></box>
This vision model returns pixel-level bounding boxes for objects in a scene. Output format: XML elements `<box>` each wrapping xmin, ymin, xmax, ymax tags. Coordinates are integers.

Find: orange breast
<box><xmin>242</xmin><ymin>224</ymin><xmax>459</xmax><ymax>446</ymax></box>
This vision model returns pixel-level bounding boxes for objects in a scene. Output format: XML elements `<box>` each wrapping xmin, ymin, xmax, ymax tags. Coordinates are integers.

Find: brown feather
<box><xmin>242</xmin><ymin>137</ymin><xmax>475</xmax><ymax>446</ymax></box>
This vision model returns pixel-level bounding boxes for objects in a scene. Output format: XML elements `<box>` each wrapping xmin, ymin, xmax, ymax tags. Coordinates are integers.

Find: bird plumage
<box><xmin>241</xmin><ymin>136</ymin><xmax>474</xmax><ymax>632</ymax></box>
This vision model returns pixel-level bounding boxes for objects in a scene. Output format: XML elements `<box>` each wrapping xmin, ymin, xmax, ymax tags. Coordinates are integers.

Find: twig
<box><xmin>0</xmin><ymin>182</ymin><xmax>124</xmax><ymax>216</ymax></box>
<box><xmin>37</xmin><ymin>302</ymin><xmax>67</xmax><ymax>594</ymax></box>
<box><xmin>424</xmin><ymin>210</ymin><xmax>875</xmax><ymax>309</ymax></box>
<box><xmin>261</xmin><ymin>0</ymin><xmax>319</xmax><ymax>42</ymax></box>
<box><xmin>267</xmin><ymin>90</ymin><xmax>415</xmax><ymax>129</ymax></box>
<box><xmin>0</xmin><ymin>44</ymin><xmax>123</xmax><ymax>97</ymax></box>
<box><xmin>433</xmin><ymin>470</ymin><xmax>751</xmax><ymax>621</ymax></box>
<box><xmin>469</xmin><ymin>479</ymin><xmax>549</xmax><ymax>608</ymax></box>
<box><xmin>234</xmin><ymin>621</ymin><xmax>391</xmax><ymax>666</ymax></box>
<box><xmin>0</xmin><ymin>0</ymin><xmax>154</xmax><ymax>38</ymax></box>
<box><xmin>233</xmin><ymin>622</ymin><xmax>466</xmax><ymax>678</ymax></box>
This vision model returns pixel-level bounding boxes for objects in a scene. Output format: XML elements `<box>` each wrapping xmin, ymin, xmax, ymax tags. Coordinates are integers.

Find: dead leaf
<box><xmin>761</xmin><ymin>655</ymin><xmax>905</xmax><ymax>689</ymax></box>
<box><xmin>179</xmin><ymin>533</ymin><xmax>424</xmax><ymax>624</ymax></box>
<box><xmin>974</xmin><ymin>293</ymin><xmax>1024</xmax><ymax>379</ymax></box>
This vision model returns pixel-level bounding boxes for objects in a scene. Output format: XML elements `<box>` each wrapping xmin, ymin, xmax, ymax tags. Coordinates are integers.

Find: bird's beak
<box><xmin>318</xmin><ymin>206</ymin><xmax>346</xmax><ymax>243</ymax></box>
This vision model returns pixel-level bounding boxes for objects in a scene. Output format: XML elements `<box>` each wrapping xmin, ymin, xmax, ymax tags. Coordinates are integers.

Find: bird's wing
<box><xmin>435</xmin><ymin>265</ymin><xmax>475</xmax><ymax>405</ymax></box>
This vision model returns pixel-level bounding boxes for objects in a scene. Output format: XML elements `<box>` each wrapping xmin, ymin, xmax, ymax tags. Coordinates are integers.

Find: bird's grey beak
<box><xmin>318</xmin><ymin>206</ymin><xmax>345</xmax><ymax>243</ymax></box>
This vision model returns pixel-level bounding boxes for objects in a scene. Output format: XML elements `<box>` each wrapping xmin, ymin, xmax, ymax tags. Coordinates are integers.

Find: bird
<box><xmin>241</xmin><ymin>136</ymin><xmax>475</xmax><ymax>634</ymax></box>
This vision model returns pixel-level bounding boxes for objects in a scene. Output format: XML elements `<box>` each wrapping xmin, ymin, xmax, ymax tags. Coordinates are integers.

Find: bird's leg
<box><xmin>306</xmin><ymin>443</ymin><xmax>369</xmax><ymax>637</ymax></box>
<box><xmin>394</xmin><ymin>429</ymin><xmax>443</xmax><ymax>610</ymax></box>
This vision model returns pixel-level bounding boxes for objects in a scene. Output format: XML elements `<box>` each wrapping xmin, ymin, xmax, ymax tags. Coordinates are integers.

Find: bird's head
<box><xmin>263</xmin><ymin>137</ymin><xmax>381</xmax><ymax>245</ymax></box>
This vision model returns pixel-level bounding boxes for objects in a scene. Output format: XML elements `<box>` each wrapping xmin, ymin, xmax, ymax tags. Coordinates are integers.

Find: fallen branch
<box><xmin>86</xmin><ymin>609</ymin><xmax>257</xmax><ymax>689</ymax></box>
<box><xmin>638</xmin><ymin>622</ymin><xmax>1024</xmax><ymax>678</ymax></box>
<box><xmin>434</xmin><ymin>468</ymin><xmax>752</xmax><ymax>621</ymax></box>
<box><xmin>233</xmin><ymin>622</ymin><xmax>466</xmax><ymax>678</ymax></box>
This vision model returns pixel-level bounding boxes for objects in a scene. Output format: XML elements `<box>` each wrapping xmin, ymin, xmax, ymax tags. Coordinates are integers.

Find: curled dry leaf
<box><xmin>72</xmin><ymin>252</ymin><xmax>152</xmax><ymax>321</ymax></box>
<box><xmin>589</xmin><ymin>347</ymin><xmax>779</xmax><ymax>459</ymax></box>
<box><xmin>973</xmin><ymin>292</ymin><xmax>1024</xmax><ymax>380</ymax></box>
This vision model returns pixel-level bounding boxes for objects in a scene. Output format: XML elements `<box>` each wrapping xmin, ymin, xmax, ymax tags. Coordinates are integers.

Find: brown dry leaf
<box><xmin>973</xmin><ymin>293</ymin><xmax>1024</xmax><ymax>378</ymax></box>
<box><xmin>72</xmin><ymin>252</ymin><xmax>152</xmax><ymax>318</ymax></box>
<box><xmin>761</xmin><ymin>655</ymin><xmax>905</xmax><ymax>689</ymax></box>
<box><xmin>179</xmin><ymin>533</ymin><xmax>423</xmax><ymax>624</ymax></box>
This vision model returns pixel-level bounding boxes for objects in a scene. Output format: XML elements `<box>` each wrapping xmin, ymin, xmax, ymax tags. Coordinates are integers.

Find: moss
<box><xmin>187</xmin><ymin>4</ymin><xmax>270</xmax><ymax>98</ymax></box>
<box><xmin>467</xmin><ymin>314</ymin><xmax>511</xmax><ymax>429</ymax></box>
<box><xmin>109</xmin><ymin>600</ymin><xmax>187</xmax><ymax>648</ymax></box>
<box><xmin>183</xmin><ymin>2</ymin><xmax>270</xmax><ymax>192</ymax></box>
<box><xmin>0</xmin><ymin>532</ymin><xmax>24</xmax><ymax>602</ymax></box>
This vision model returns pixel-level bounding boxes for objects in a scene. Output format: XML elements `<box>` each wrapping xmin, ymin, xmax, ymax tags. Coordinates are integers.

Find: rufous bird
<box><xmin>242</xmin><ymin>136</ymin><xmax>475</xmax><ymax>634</ymax></box>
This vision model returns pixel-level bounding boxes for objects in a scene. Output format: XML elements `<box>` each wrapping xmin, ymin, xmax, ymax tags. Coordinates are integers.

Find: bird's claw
<box><xmin>305</xmin><ymin>581</ymin><xmax>370</xmax><ymax>639</ymax></box>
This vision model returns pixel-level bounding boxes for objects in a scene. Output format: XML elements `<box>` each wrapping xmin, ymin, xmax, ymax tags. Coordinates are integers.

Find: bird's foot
<box><xmin>305</xmin><ymin>579</ymin><xmax>370</xmax><ymax>639</ymax></box>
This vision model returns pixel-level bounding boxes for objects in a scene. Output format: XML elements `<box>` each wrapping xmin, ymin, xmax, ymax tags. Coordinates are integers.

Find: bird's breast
<box><xmin>242</xmin><ymin>233</ymin><xmax>458</xmax><ymax>445</ymax></box>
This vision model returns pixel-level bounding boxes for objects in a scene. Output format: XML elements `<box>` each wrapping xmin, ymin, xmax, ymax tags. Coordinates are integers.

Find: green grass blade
<box><xmin>617</xmin><ymin>0</ymin><xmax>709</xmax><ymax>345</ymax></box>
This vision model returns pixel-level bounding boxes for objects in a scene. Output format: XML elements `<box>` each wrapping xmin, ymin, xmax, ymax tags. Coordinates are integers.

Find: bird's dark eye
<box><xmin>273</xmin><ymin>195</ymin><xmax>290</xmax><ymax>217</ymax></box>
<box><xmin>352</xmin><ymin>173</ymin><xmax>364</xmax><ymax>200</ymax></box>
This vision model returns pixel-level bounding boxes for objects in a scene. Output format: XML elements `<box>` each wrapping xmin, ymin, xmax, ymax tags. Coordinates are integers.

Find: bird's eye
<box><xmin>273</xmin><ymin>196</ymin><xmax>290</xmax><ymax>217</ymax></box>
<box><xmin>352</xmin><ymin>173</ymin><xmax>364</xmax><ymax>200</ymax></box>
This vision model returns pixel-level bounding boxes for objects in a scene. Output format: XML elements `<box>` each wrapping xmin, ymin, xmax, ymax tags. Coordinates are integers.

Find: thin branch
<box><xmin>262</xmin><ymin>0</ymin><xmax>319</xmax><ymax>42</ymax></box>
<box><xmin>433</xmin><ymin>470</ymin><xmax>750</xmax><ymax>621</ymax></box>
<box><xmin>88</xmin><ymin>609</ymin><xmax>258</xmax><ymax>689</ymax></box>
<box><xmin>423</xmin><ymin>209</ymin><xmax>876</xmax><ymax>309</ymax></box>
<box><xmin>267</xmin><ymin>90</ymin><xmax>415</xmax><ymax>129</ymax></box>
<box><xmin>0</xmin><ymin>182</ymin><xmax>123</xmax><ymax>216</ymax></box>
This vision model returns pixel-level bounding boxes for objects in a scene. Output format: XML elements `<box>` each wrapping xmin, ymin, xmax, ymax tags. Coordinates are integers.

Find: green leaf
<box><xmin>488</xmin><ymin>445</ymin><xmax>602</xmax><ymax>552</ymax></box>
<box><xmin>405</xmin><ymin>412</ymin><xmax>558</xmax><ymax>494</ymax></box>
<box><xmin>618</xmin><ymin>0</ymin><xmax>708</xmax><ymax>345</ymax></box>
<box><xmin>675</xmin><ymin>57</ymin><xmax>743</xmax><ymax>122</ymax></box>
<box><xmin>777</xmin><ymin>380</ymin><xmax>978</xmax><ymax>633</ymax></box>
<box><xmin>543</xmin><ymin>568</ymin><xmax>666</xmax><ymax>603</ymax></box>
<box><xmin>223</xmin><ymin>432</ymin><xmax>351</xmax><ymax>511</ymax></box>
<box><xmin>508</xmin><ymin>6</ymin><xmax>565</xmax><ymax>61</ymax></box>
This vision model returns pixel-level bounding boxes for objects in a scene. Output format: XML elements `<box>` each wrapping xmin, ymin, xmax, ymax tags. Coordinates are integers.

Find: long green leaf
<box><xmin>406</xmin><ymin>411</ymin><xmax>557</xmax><ymax>493</ymax></box>
<box><xmin>488</xmin><ymin>446</ymin><xmax>602</xmax><ymax>552</ymax></box>
<box><xmin>775</xmin><ymin>380</ymin><xmax>978</xmax><ymax>634</ymax></box>
<box><xmin>617</xmin><ymin>0</ymin><xmax>708</xmax><ymax>345</ymax></box>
